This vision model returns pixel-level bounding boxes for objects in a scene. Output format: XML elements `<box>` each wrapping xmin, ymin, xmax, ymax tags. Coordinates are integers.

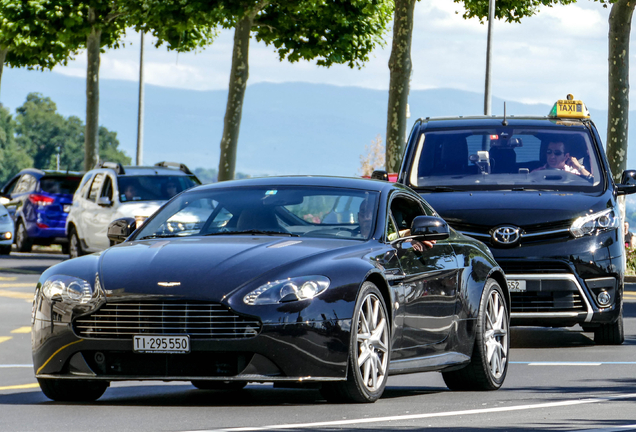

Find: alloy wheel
<box><xmin>483</xmin><ymin>289</ymin><xmax>508</xmax><ymax>379</ymax></box>
<box><xmin>355</xmin><ymin>292</ymin><xmax>389</xmax><ymax>393</ymax></box>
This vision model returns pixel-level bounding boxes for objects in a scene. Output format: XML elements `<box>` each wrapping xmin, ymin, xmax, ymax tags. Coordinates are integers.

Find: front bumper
<box><xmin>32</xmin><ymin>301</ymin><xmax>351</xmax><ymax>382</ymax></box>
<box><xmin>476</xmin><ymin>230</ymin><xmax>624</xmax><ymax>327</ymax></box>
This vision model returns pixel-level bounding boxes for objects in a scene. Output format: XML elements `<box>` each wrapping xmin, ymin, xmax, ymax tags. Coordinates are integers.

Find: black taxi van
<box><xmin>383</xmin><ymin>95</ymin><xmax>636</xmax><ymax>344</ymax></box>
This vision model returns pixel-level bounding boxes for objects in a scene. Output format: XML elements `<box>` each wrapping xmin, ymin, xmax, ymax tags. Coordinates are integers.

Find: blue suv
<box><xmin>1</xmin><ymin>169</ymin><xmax>83</xmax><ymax>253</ymax></box>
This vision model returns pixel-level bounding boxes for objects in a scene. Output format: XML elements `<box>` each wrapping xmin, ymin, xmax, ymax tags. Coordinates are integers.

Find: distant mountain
<box><xmin>0</xmin><ymin>68</ymin><xmax>627</xmax><ymax>177</ymax></box>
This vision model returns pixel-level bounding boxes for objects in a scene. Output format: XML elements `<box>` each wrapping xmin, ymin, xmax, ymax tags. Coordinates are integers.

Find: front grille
<box><xmin>74</xmin><ymin>302</ymin><xmax>262</xmax><ymax>339</ymax></box>
<box><xmin>453</xmin><ymin>220</ymin><xmax>572</xmax><ymax>246</ymax></box>
<box><xmin>499</xmin><ymin>260</ymin><xmax>572</xmax><ymax>274</ymax></box>
<box><xmin>511</xmin><ymin>291</ymin><xmax>586</xmax><ymax>313</ymax></box>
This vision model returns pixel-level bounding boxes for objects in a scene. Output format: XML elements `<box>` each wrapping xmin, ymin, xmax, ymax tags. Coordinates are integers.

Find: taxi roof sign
<box><xmin>548</xmin><ymin>94</ymin><xmax>590</xmax><ymax>119</ymax></box>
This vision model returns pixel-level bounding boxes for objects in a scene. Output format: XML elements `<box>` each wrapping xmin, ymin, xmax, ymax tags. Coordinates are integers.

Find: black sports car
<box><xmin>32</xmin><ymin>176</ymin><xmax>510</xmax><ymax>403</ymax></box>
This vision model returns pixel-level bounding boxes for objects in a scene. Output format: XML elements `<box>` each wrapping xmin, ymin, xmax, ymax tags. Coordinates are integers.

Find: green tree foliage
<box><xmin>0</xmin><ymin>1</ymin><xmax>83</xmax><ymax>99</ymax></box>
<box><xmin>0</xmin><ymin>104</ymin><xmax>31</xmax><ymax>185</ymax></box>
<box><xmin>12</xmin><ymin>93</ymin><xmax>130</xmax><ymax>175</ymax></box>
<box><xmin>457</xmin><ymin>0</ymin><xmax>576</xmax><ymax>22</ymax></box>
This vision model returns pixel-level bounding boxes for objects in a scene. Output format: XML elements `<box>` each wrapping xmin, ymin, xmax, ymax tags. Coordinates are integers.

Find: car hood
<box><xmin>99</xmin><ymin>236</ymin><xmax>359</xmax><ymax>302</ymax></box>
<box><xmin>421</xmin><ymin>190</ymin><xmax>612</xmax><ymax>227</ymax></box>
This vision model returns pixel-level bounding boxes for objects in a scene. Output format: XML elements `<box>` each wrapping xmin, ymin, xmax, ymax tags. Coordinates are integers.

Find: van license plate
<box><xmin>507</xmin><ymin>280</ymin><xmax>526</xmax><ymax>293</ymax></box>
<box><xmin>133</xmin><ymin>335</ymin><xmax>190</xmax><ymax>353</ymax></box>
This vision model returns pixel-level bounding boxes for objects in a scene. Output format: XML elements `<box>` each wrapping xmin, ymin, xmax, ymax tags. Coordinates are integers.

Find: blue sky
<box><xmin>49</xmin><ymin>1</ymin><xmax>614</xmax><ymax>111</ymax></box>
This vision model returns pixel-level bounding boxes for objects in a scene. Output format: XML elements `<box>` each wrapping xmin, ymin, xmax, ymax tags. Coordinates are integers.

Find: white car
<box><xmin>0</xmin><ymin>203</ymin><xmax>14</xmax><ymax>254</ymax></box>
<box><xmin>65</xmin><ymin>162</ymin><xmax>200</xmax><ymax>258</ymax></box>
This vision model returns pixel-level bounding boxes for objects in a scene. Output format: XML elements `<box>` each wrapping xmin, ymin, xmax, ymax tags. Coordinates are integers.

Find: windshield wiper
<box><xmin>416</xmin><ymin>186</ymin><xmax>457</xmax><ymax>192</ymax></box>
<box><xmin>205</xmin><ymin>230</ymin><xmax>299</xmax><ymax>237</ymax></box>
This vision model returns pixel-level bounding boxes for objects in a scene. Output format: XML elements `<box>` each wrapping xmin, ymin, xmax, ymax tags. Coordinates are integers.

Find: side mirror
<box><xmin>617</xmin><ymin>170</ymin><xmax>636</xmax><ymax>195</ymax></box>
<box><xmin>410</xmin><ymin>216</ymin><xmax>450</xmax><ymax>241</ymax></box>
<box><xmin>97</xmin><ymin>196</ymin><xmax>112</xmax><ymax>207</ymax></box>
<box><xmin>371</xmin><ymin>170</ymin><xmax>389</xmax><ymax>181</ymax></box>
<box><xmin>107</xmin><ymin>217</ymin><xmax>136</xmax><ymax>245</ymax></box>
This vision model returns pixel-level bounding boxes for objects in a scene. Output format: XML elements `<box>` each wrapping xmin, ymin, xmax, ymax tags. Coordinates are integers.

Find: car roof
<box><xmin>18</xmin><ymin>169</ymin><xmax>83</xmax><ymax>178</ymax></box>
<box><xmin>89</xmin><ymin>166</ymin><xmax>194</xmax><ymax>177</ymax></box>
<box><xmin>418</xmin><ymin>116</ymin><xmax>590</xmax><ymax>130</ymax></box>
<box><xmin>190</xmin><ymin>175</ymin><xmax>411</xmax><ymax>194</ymax></box>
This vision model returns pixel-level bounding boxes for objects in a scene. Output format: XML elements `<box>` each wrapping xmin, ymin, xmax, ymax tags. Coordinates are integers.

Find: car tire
<box><xmin>14</xmin><ymin>221</ymin><xmax>33</xmax><ymax>253</ymax></box>
<box><xmin>442</xmin><ymin>279</ymin><xmax>509</xmax><ymax>391</ymax></box>
<box><xmin>191</xmin><ymin>380</ymin><xmax>247</xmax><ymax>391</ymax></box>
<box><xmin>594</xmin><ymin>304</ymin><xmax>624</xmax><ymax>345</ymax></box>
<box><xmin>61</xmin><ymin>243</ymin><xmax>70</xmax><ymax>255</ymax></box>
<box><xmin>320</xmin><ymin>281</ymin><xmax>390</xmax><ymax>403</ymax></box>
<box><xmin>37</xmin><ymin>378</ymin><xmax>108</xmax><ymax>402</ymax></box>
<box><xmin>68</xmin><ymin>229</ymin><xmax>85</xmax><ymax>259</ymax></box>
<box><xmin>0</xmin><ymin>245</ymin><xmax>11</xmax><ymax>255</ymax></box>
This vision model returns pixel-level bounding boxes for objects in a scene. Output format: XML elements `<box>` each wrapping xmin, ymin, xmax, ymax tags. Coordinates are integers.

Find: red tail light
<box><xmin>28</xmin><ymin>194</ymin><xmax>55</xmax><ymax>206</ymax></box>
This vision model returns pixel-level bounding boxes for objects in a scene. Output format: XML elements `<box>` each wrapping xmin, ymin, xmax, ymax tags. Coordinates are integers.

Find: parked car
<box><xmin>32</xmin><ymin>176</ymin><xmax>509</xmax><ymax>403</ymax></box>
<box><xmin>0</xmin><ymin>169</ymin><xmax>83</xmax><ymax>253</ymax></box>
<box><xmin>0</xmin><ymin>203</ymin><xmax>14</xmax><ymax>254</ymax></box>
<box><xmin>384</xmin><ymin>94</ymin><xmax>636</xmax><ymax>344</ymax></box>
<box><xmin>65</xmin><ymin>161</ymin><xmax>200</xmax><ymax>258</ymax></box>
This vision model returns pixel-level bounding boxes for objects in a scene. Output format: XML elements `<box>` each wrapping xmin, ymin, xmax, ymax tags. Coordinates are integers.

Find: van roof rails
<box><xmin>154</xmin><ymin>161</ymin><xmax>193</xmax><ymax>175</ymax></box>
<box><xmin>95</xmin><ymin>161</ymin><xmax>125</xmax><ymax>175</ymax></box>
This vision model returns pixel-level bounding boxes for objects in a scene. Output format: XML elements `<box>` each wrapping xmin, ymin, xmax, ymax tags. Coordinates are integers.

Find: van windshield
<box><xmin>407</xmin><ymin>126</ymin><xmax>604</xmax><ymax>192</ymax></box>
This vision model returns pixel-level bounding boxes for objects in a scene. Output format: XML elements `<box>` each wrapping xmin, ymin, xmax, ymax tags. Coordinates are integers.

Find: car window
<box><xmin>15</xmin><ymin>174</ymin><xmax>36</xmax><ymax>193</ymax></box>
<box><xmin>88</xmin><ymin>174</ymin><xmax>105</xmax><ymax>202</ymax></box>
<box><xmin>387</xmin><ymin>196</ymin><xmax>426</xmax><ymax>241</ymax></box>
<box><xmin>76</xmin><ymin>174</ymin><xmax>94</xmax><ymax>199</ymax></box>
<box><xmin>2</xmin><ymin>177</ymin><xmax>19</xmax><ymax>195</ymax></box>
<box><xmin>118</xmin><ymin>176</ymin><xmax>198</xmax><ymax>203</ymax></box>
<box><xmin>101</xmin><ymin>176</ymin><xmax>113</xmax><ymax>201</ymax></box>
<box><xmin>39</xmin><ymin>176</ymin><xmax>82</xmax><ymax>195</ymax></box>
<box><xmin>135</xmin><ymin>187</ymin><xmax>380</xmax><ymax>241</ymax></box>
<box><xmin>408</xmin><ymin>126</ymin><xmax>603</xmax><ymax>192</ymax></box>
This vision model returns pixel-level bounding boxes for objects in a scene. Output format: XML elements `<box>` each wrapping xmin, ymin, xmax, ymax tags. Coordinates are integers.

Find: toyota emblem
<box><xmin>491</xmin><ymin>226</ymin><xmax>521</xmax><ymax>245</ymax></box>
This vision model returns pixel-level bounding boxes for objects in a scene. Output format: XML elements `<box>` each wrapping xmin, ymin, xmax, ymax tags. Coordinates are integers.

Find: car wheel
<box><xmin>594</xmin><ymin>304</ymin><xmax>624</xmax><ymax>345</ymax></box>
<box><xmin>0</xmin><ymin>245</ymin><xmax>11</xmax><ymax>255</ymax></box>
<box><xmin>191</xmin><ymin>380</ymin><xmax>247</xmax><ymax>390</ymax></box>
<box><xmin>61</xmin><ymin>243</ymin><xmax>70</xmax><ymax>255</ymax></box>
<box><xmin>15</xmin><ymin>221</ymin><xmax>33</xmax><ymax>253</ymax></box>
<box><xmin>320</xmin><ymin>281</ymin><xmax>390</xmax><ymax>403</ymax></box>
<box><xmin>442</xmin><ymin>279</ymin><xmax>509</xmax><ymax>391</ymax></box>
<box><xmin>37</xmin><ymin>378</ymin><xmax>108</xmax><ymax>402</ymax></box>
<box><xmin>68</xmin><ymin>229</ymin><xmax>85</xmax><ymax>259</ymax></box>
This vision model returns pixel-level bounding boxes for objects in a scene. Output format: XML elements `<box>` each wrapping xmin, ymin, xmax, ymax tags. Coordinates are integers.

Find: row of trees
<box><xmin>0</xmin><ymin>93</ymin><xmax>129</xmax><ymax>185</ymax></box>
<box><xmin>1</xmin><ymin>1</ymin><xmax>633</xmax><ymax>181</ymax></box>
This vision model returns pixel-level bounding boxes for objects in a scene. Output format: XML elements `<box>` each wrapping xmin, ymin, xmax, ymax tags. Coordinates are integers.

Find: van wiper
<box><xmin>416</xmin><ymin>186</ymin><xmax>457</xmax><ymax>192</ymax></box>
<box><xmin>205</xmin><ymin>230</ymin><xmax>299</xmax><ymax>237</ymax></box>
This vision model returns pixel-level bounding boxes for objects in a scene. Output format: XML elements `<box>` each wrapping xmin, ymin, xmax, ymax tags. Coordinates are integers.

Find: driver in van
<box><xmin>532</xmin><ymin>141</ymin><xmax>592</xmax><ymax>179</ymax></box>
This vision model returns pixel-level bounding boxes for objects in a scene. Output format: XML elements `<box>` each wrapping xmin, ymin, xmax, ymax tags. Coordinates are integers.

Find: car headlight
<box><xmin>570</xmin><ymin>209</ymin><xmax>619</xmax><ymax>238</ymax></box>
<box><xmin>243</xmin><ymin>276</ymin><xmax>330</xmax><ymax>305</ymax></box>
<box><xmin>41</xmin><ymin>274</ymin><xmax>102</xmax><ymax>304</ymax></box>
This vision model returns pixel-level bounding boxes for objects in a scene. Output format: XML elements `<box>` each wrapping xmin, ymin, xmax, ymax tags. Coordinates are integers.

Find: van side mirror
<box><xmin>97</xmin><ymin>196</ymin><xmax>112</xmax><ymax>207</ymax></box>
<box><xmin>617</xmin><ymin>170</ymin><xmax>636</xmax><ymax>195</ymax></box>
<box><xmin>107</xmin><ymin>217</ymin><xmax>136</xmax><ymax>245</ymax></box>
<box><xmin>410</xmin><ymin>216</ymin><xmax>450</xmax><ymax>241</ymax></box>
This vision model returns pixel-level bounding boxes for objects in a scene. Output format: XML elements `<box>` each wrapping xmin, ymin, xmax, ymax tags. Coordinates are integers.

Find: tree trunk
<box><xmin>0</xmin><ymin>47</ymin><xmax>8</xmax><ymax>103</ymax></box>
<box><xmin>385</xmin><ymin>0</ymin><xmax>416</xmax><ymax>174</ymax></box>
<box><xmin>607</xmin><ymin>0</ymin><xmax>636</xmax><ymax>182</ymax></box>
<box><xmin>217</xmin><ymin>15</ymin><xmax>254</xmax><ymax>182</ymax></box>
<box><xmin>85</xmin><ymin>18</ymin><xmax>102</xmax><ymax>171</ymax></box>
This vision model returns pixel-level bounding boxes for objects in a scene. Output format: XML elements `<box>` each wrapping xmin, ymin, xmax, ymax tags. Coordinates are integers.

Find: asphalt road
<box><xmin>1</xmin><ymin>250</ymin><xmax>635</xmax><ymax>432</ymax></box>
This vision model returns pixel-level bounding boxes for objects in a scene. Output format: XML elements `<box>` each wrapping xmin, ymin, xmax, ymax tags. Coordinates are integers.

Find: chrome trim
<box><xmin>521</xmin><ymin>228</ymin><xmax>571</xmax><ymax>239</ymax></box>
<box><xmin>457</xmin><ymin>231</ymin><xmax>490</xmax><ymax>240</ymax></box>
<box><xmin>507</xmin><ymin>273</ymin><xmax>593</xmax><ymax>322</ymax></box>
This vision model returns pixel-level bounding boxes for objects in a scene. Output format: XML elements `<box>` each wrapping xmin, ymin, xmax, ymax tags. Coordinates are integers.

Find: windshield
<box><xmin>118</xmin><ymin>175</ymin><xmax>198</xmax><ymax>202</ymax></box>
<box><xmin>134</xmin><ymin>186</ymin><xmax>380</xmax><ymax>241</ymax></box>
<box><xmin>407</xmin><ymin>126</ymin><xmax>604</xmax><ymax>192</ymax></box>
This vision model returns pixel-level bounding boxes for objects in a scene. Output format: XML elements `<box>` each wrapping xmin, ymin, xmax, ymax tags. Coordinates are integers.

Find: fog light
<box><xmin>2</xmin><ymin>232</ymin><xmax>11</xmax><ymax>240</ymax></box>
<box><xmin>597</xmin><ymin>291</ymin><xmax>611</xmax><ymax>306</ymax></box>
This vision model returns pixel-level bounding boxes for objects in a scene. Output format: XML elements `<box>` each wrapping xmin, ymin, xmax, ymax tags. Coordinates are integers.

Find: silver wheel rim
<box><xmin>70</xmin><ymin>235</ymin><xmax>78</xmax><ymax>258</ymax></box>
<box><xmin>16</xmin><ymin>224</ymin><xmax>26</xmax><ymax>248</ymax></box>
<box><xmin>484</xmin><ymin>289</ymin><xmax>508</xmax><ymax>379</ymax></box>
<box><xmin>356</xmin><ymin>292</ymin><xmax>389</xmax><ymax>392</ymax></box>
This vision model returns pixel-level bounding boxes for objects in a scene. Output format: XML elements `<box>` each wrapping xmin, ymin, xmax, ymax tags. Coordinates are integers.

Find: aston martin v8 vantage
<box><xmin>32</xmin><ymin>176</ymin><xmax>510</xmax><ymax>403</ymax></box>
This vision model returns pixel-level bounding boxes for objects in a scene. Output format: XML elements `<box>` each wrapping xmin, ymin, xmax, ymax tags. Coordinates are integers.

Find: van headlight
<box><xmin>42</xmin><ymin>274</ymin><xmax>102</xmax><ymax>304</ymax></box>
<box><xmin>243</xmin><ymin>276</ymin><xmax>330</xmax><ymax>305</ymax></box>
<box><xmin>570</xmin><ymin>209</ymin><xmax>619</xmax><ymax>238</ymax></box>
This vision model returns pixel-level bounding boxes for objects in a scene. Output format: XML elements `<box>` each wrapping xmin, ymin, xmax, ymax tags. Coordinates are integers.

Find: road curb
<box><xmin>625</xmin><ymin>275</ymin><xmax>636</xmax><ymax>283</ymax></box>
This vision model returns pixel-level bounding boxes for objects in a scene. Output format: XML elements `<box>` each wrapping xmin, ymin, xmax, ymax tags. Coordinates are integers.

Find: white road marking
<box><xmin>528</xmin><ymin>362</ymin><xmax>602</xmax><ymax>366</ymax></box>
<box><xmin>182</xmin><ymin>392</ymin><xmax>636</xmax><ymax>432</ymax></box>
<box><xmin>0</xmin><ymin>364</ymin><xmax>33</xmax><ymax>368</ymax></box>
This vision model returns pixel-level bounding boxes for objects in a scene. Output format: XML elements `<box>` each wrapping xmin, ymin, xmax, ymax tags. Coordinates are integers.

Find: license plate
<box><xmin>507</xmin><ymin>279</ymin><xmax>526</xmax><ymax>293</ymax></box>
<box><xmin>133</xmin><ymin>335</ymin><xmax>190</xmax><ymax>353</ymax></box>
<box><xmin>63</xmin><ymin>205</ymin><xmax>71</xmax><ymax>213</ymax></box>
